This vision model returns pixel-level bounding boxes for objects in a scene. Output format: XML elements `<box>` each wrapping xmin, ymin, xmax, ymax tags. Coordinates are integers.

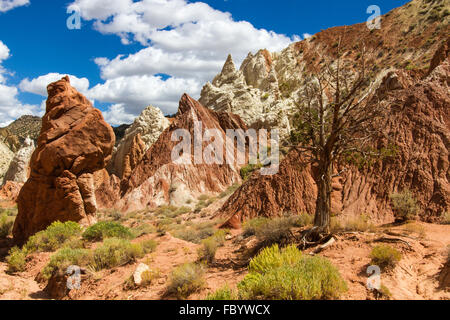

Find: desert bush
<box><xmin>331</xmin><ymin>214</ymin><xmax>376</xmax><ymax>233</ymax></box>
<box><xmin>6</xmin><ymin>246</ymin><xmax>27</xmax><ymax>273</ymax></box>
<box><xmin>132</xmin><ymin>223</ymin><xmax>156</xmax><ymax>237</ymax></box>
<box><xmin>0</xmin><ymin>214</ymin><xmax>14</xmax><ymax>238</ymax></box>
<box><xmin>25</xmin><ymin>221</ymin><xmax>82</xmax><ymax>253</ymax></box>
<box><xmin>197</xmin><ymin>237</ymin><xmax>219</xmax><ymax>264</ymax></box>
<box><xmin>238</xmin><ymin>245</ymin><xmax>347</xmax><ymax>300</ymax></box>
<box><xmin>240</xmin><ymin>163</ymin><xmax>263</xmax><ymax>180</ymax></box>
<box><xmin>172</xmin><ymin>222</ymin><xmax>215</xmax><ymax>244</ymax></box>
<box><xmin>254</xmin><ymin>217</ymin><xmax>295</xmax><ymax>246</ymax></box>
<box><xmin>141</xmin><ymin>239</ymin><xmax>158</xmax><ymax>253</ymax></box>
<box><xmin>290</xmin><ymin>213</ymin><xmax>314</xmax><ymax>228</ymax></box>
<box><xmin>90</xmin><ymin>238</ymin><xmax>145</xmax><ymax>271</ymax></box>
<box><xmin>390</xmin><ymin>190</ymin><xmax>418</xmax><ymax>222</ymax></box>
<box><xmin>166</xmin><ymin>263</ymin><xmax>205</xmax><ymax>299</ymax></box>
<box><xmin>378</xmin><ymin>284</ymin><xmax>392</xmax><ymax>299</ymax></box>
<box><xmin>41</xmin><ymin>247</ymin><xmax>92</xmax><ymax>280</ymax></box>
<box><xmin>243</xmin><ymin>217</ymin><xmax>269</xmax><ymax>237</ymax></box>
<box><xmin>370</xmin><ymin>245</ymin><xmax>402</xmax><ymax>270</ymax></box>
<box><xmin>206</xmin><ymin>285</ymin><xmax>237</xmax><ymax>300</ymax></box>
<box><xmin>82</xmin><ymin>221</ymin><xmax>134</xmax><ymax>241</ymax></box>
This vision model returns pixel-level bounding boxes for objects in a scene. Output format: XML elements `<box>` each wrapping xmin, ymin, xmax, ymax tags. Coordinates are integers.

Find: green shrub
<box><xmin>238</xmin><ymin>245</ymin><xmax>347</xmax><ymax>300</ymax></box>
<box><xmin>0</xmin><ymin>214</ymin><xmax>14</xmax><ymax>238</ymax></box>
<box><xmin>172</xmin><ymin>222</ymin><xmax>215</xmax><ymax>244</ymax></box>
<box><xmin>6</xmin><ymin>246</ymin><xmax>27</xmax><ymax>273</ymax></box>
<box><xmin>243</xmin><ymin>217</ymin><xmax>269</xmax><ymax>237</ymax></box>
<box><xmin>197</xmin><ymin>238</ymin><xmax>219</xmax><ymax>264</ymax></box>
<box><xmin>390</xmin><ymin>190</ymin><xmax>418</xmax><ymax>222</ymax></box>
<box><xmin>240</xmin><ymin>163</ymin><xmax>263</xmax><ymax>180</ymax></box>
<box><xmin>370</xmin><ymin>245</ymin><xmax>401</xmax><ymax>270</ymax></box>
<box><xmin>141</xmin><ymin>239</ymin><xmax>158</xmax><ymax>253</ymax></box>
<box><xmin>82</xmin><ymin>221</ymin><xmax>134</xmax><ymax>241</ymax></box>
<box><xmin>90</xmin><ymin>238</ymin><xmax>145</xmax><ymax>271</ymax></box>
<box><xmin>166</xmin><ymin>263</ymin><xmax>205</xmax><ymax>299</ymax></box>
<box><xmin>42</xmin><ymin>247</ymin><xmax>92</xmax><ymax>280</ymax></box>
<box><xmin>25</xmin><ymin>221</ymin><xmax>82</xmax><ymax>253</ymax></box>
<box><xmin>206</xmin><ymin>285</ymin><xmax>237</xmax><ymax>300</ymax></box>
<box><xmin>132</xmin><ymin>223</ymin><xmax>156</xmax><ymax>237</ymax></box>
<box><xmin>254</xmin><ymin>217</ymin><xmax>295</xmax><ymax>245</ymax></box>
<box><xmin>198</xmin><ymin>194</ymin><xmax>210</xmax><ymax>201</ymax></box>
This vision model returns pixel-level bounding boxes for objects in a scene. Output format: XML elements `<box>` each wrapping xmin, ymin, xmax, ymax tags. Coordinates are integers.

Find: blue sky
<box><xmin>0</xmin><ymin>0</ymin><xmax>410</xmax><ymax>126</ymax></box>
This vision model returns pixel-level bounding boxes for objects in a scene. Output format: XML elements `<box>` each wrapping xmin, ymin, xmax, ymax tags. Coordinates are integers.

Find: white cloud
<box><xmin>0</xmin><ymin>40</ymin><xmax>41</xmax><ymax>127</ymax></box>
<box><xmin>88</xmin><ymin>74</ymin><xmax>201</xmax><ymax>115</ymax></box>
<box><xmin>64</xmin><ymin>0</ymin><xmax>300</xmax><ymax>123</ymax></box>
<box><xmin>102</xmin><ymin>103</ymin><xmax>137</xmax><ymax>126</ymax></box>
<box><xmin>0</xmin><ymin>0</ymin><xmax>29</xmax><ymax>13</ymax></box>
<box><xmin>19</xmin><ymin>73</ymin><xmax>90</xmax><ymax>96</ymax></box>
<box><xmin>302</xmin><ymin>33</ymin><xmax>312</xmax><ymax>39</ymax></box>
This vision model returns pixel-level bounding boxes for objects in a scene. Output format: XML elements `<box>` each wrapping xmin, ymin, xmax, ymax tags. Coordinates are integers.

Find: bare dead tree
<box><xmin>291</xmin><ymin>37</ymin><xmax>384</xmax><ymax>237</ymax></box>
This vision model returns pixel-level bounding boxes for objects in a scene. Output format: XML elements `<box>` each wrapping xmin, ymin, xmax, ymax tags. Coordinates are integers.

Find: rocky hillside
<box><xmin>201</xmin><ymin>0</ymin><xmax>449</xmax><ymax>140</ymax></box>
<box><xmin>96</xmin><ymin>94</ymin><xmax>247</xmax><ymax>213</ymax></box>
<box><xmin>213</xmin><ymin>0</ymin><xmax>449</xmax><ymax>226</ymax></box>
<box><xmin>108</xmin><ymin>106</ymin><xmax>170</xmax><ymax>180</ymax></box>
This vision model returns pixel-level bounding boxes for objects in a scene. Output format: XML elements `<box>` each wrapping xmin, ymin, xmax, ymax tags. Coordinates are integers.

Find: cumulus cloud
<box><xmin>19</xmin><ymin>73</ymin><xmax>90</xmax><ymax>96</ymax></box>
<box><xmin>0</xmin><ymin>0</ymin><xmax>29</xmax><ymax>13</ymax></box>
<box><xmin>88</xmin><ymin>74</ymin><xmax>201</xmax><ymax>116</ymax></box>
<box><xmin>63</xmin><ymin>0</ymin><xmax>300</xmax><ymax>123</ymax></box>
<box><xmin>0</xmin><ymin>40</ymin><xmax>41</xmax><ymax>127</ymax></box>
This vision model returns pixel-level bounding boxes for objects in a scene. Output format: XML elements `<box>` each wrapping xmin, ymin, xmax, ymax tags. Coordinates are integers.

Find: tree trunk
<box><xmin>314</xmin><ymin>159</ymin><xmax>333</xmax><ymax>233</ymax></box>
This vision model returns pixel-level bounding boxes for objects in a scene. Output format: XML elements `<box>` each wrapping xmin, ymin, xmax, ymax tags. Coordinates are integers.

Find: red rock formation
<box><xmin>217</xmin><ymin>52</ymin><xmax>450</xmax><ymax>228</ymax></box>
<box><xmin>13</xmin><ymin>76</ymin><xmax>115</xmax><ymax>244</ymax></box>
<box><xmin>122</xmin><ymin>133</ymin><xmax>145</xmax><ymax>180</ymax></box>
<box><xmin>118</xmin><ymin>94</ymin><xmax>247</xmax><ymax>212</ymax></box>
<box><xmin>0</xmin><ymin>181</ymin><xmax>22</xmax><ymax>204</ymax></box>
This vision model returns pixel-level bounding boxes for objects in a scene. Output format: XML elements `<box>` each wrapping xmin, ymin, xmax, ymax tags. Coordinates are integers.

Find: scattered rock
<box><xmin>133</xmin><ymin>263</ymin><xmax>150</xmax><ymax>286</ymax></box>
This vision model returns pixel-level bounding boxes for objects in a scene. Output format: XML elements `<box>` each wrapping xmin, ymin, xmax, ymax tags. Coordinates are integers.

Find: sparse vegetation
<box><xmin>370</xmin><ymin>245</ymin><xmax>402</xmax><ymax>270</ymax></box>
<box><xmin>172</xmin><ymin>221</ymin><xmax>215</xmax><ymax>244</ymax></box>
<box><xmin>243</xmin><ymin>217</ymin><xmax>269</xmax><ymax>238</ymax></box>
<box><xmin>238</xmin><ymin>245</ymin><xmax>347</xmax><ymax>300</ymax></box>
<box><xmin>166</xmin><ymin>263</ymin><xmax>205</xmax><ymax>299</ymax></box>
<box><xmin>390</xmin><ymin>190</ymin><xmax>419</xmax><ymax>222</ymax></box>
<box><xmin>330</xmin><ymin>214</ymin><xmax>376</xmax><ymax>233</ymax></box>
<box><xmin>82</xmin><ymin>221</ymin><xmax>134</xmax><ymax>241</ymax></box>
<box><xmin>25</xmin><ymin>221</ymin><xmax>82</xmax><ymax>253</ymax></box>
<box><xmin>90</xmin><ymin>238</ymin><xmax>147</xmax><ymax>271</ymax></box>
<box><xmin>206</xmin><ymin>285</ymin><xmax>237</xmax><ymax>300</ymax></box>
<box><xmin>0</xmin><ymin>214</ymin><xmax>14</xmax><ymax>238</ymax></box>
<box><xmin>42</xmin><ymin>247</ymin><xmax>92</xmax><ymax>280</ymax></box>
<box><xmin>6</xmin><ymin>246</ymin><xmax>27</xmax><ymax>273</ymax></box>
<box><xmin>197</xmin><ymin>237</ymin><xmax>218</xmax><ymax>264</ymax></box>
<box><xmin>218</xmin><ymin>184</ymin><xmax>241</xmax><ymax>199</ymax></box>
<box><xmin>240</xmin><ymin>163</ymin><xmax>263</xmax><ymax>180</ymax></box>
